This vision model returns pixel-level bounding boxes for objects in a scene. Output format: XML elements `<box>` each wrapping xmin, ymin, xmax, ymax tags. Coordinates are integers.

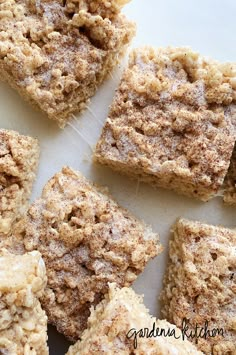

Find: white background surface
<box><xmin>0</xmin><ymin>0</ymin><xmax>236</xmax><ymax>353</ymax></box>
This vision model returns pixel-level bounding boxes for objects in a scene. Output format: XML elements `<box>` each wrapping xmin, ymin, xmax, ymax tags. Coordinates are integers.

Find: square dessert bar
<box><xmin>24</xmin><ymin>166</ymin><xmax>162</xmax><ymax>340</ymax></box>
<box><xmin>0</xmin><ymin>0</ymin><xmax>135</xmax><ymax>127</ymax></box>
<box><xmin>0</xmin><ymin>129</ymin><xmax>39</xmax><ymax>236</ymax></box>
<box><xmin>161</xmin><ymin>218</ymin><xmax>236</xmax><ymax>354</ymax></box>
<box><xmin>95</xmin><ymin>47</ymin><xmax>236</xmax><ymax>201</ymax></box>
<box><xmin>0</xmin><ymin>249</ymin><xmax>48</xmax><ymax>354</ymax></box>
<box><xmin>66</xmin><ymin>284</ymin><xmax>203</xmax><ymax>354</ymax></box>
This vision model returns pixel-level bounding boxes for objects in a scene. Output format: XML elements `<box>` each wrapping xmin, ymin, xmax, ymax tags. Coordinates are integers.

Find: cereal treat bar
<box><xmin>94</xmin><ymin>47</ymin><xmax>236</xmax><ymax>201</ymax></box>
<box><xmin>24</xmin><ymin>166</ymin><xmax>162</xmax><ymax>340</ymax></box>
<box><xmin>161</xmin><ymin>218</ymin><xmax>236</xmax><ymax>354</ymax></box>
<box><xmin>224</xmin><ymin>144</ymin><xmax>236</xmax><ymax>204</ymax></box>
<box><xmin>0</xmin><ymin>249</ymin><xmax>48</xmax><ymax>354</ymax></box>
<box><xmin>66</xmin><ymin>283</ymin><xmax>203</xmax><ymax>355</ymax></box>
<box><xmin>0</xmin><ymin>129</ymin><xmax>39</xmax><ymax>236</ymax></box>
<box><xmin>0</xmin><ymin>0</ymin><xmax>135</xmax><ymax>127</ymax></box>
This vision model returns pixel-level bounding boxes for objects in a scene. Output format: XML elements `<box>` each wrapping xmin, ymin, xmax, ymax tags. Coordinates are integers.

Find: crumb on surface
<box><xmin>95</xmin><ymin>47</ymin><xmax>236</xmax><ymax>201</ymax></box>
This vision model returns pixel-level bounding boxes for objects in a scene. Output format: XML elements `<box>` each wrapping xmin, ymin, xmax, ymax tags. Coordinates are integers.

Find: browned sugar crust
<box><xmin>66</xmin><ymin>284</ymin><xmax>203</xmax><ymax>355</ymax></box>
<box><xmin>0</xmin><ymin>0</ymin><xmax>135</xmax><ymax>127</ymax></box>
<box><xmin>94</xmin><ymin>47</ymin><xmax>236</xmax><ymax>201</ymax></box>
<box><xmin>0</xmin><ymin>129</ymin><xmax>39</xmax><ymax>236</ymax></box>
<box><xmin>24</xmin><ymin>166</ymin><xmax>162</xmax><ymax>341</ymax></box>
<box><xmin>224</xmin><ymin>144</ymin><xmax>236</xmax><ymax>204</ymax></box>
<box><xmin>161</xmin><ymin>218</ymin><xmax>236</xmax><ymax>354</ymax></box>
<box><xmin>0</xmin><ymin>249</ymin><xmax>48</xmax><ymax>354</ymax></box>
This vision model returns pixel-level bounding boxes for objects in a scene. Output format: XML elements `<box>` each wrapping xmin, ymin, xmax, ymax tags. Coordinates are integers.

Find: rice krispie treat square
<box><xmin>66</xmin><ymin>284</ymin><xmax>203</xmax><ymax>355</ymax></box>
<box><xmin>224</xmin><ymin>145</ymin><xmax>236</xmax><ymax>204</ymax></box>
<box><xmin>23</xmin><ymin>166</ymin><xmax>162</xmax><ymax>340</ymax></box>
<box><xmin>0</xmin><ymin>0</ymin><xmax>135</xmax><ymax>127</ymax></box>
<box><xmin>0</xmin><ymin>129</ymin><xmax>39</xmax><ymax>236</ymax></box>
<box><xmin>161</xmin><ymin>218</ymin><xmax>236</xmax><ymax>354</ymax></box>
<box><xmin>0</xmin><ymin>249</ymin><xmax>48</xmax><ymax>354</ymax></box>
<box><xmin>94</xmin><ymin>47</ymin><xmax>236</xmax><ymax>201</ymax></box>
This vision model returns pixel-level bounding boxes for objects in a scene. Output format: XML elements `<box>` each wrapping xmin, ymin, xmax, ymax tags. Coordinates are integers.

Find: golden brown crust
<box><xmin>66</xmin><ymin>284</ymin><xmax>203</xmax><ymax>355</ymax></box>
<box><xmin>0</xmin><ymin>0</ymin><xmax>135</xmax><ymax>127</ymax></box>
<box><xmin>161</xmin><ymin>218</ymin><xmax>236</xmax><ymax>354</ymax></box>
<box><xmin>0</xmin><ymin>249</ymin><xmax>48</xmax><ymax>354</ymax></box>
<box><xmin>24</xmin><ymin>166</ymin><xmax>162</xmax><ymax>341</ymax></box>
<box><xmin>94</xmin><ymin>47</ymin><xmax>236</xmax><ymax>201</ymax></box>
<box><xmin>0</xmin><ymin>129</ymin><xmax>39</xmax><ymax>236</ymax></box>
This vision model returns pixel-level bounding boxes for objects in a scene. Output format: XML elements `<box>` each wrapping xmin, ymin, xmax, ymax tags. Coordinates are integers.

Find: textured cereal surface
<box><xmin>0</xmin><ymin>129</ymin><xmax>39</xmax><ymax>236</ymax></box>
<box><xmin>0</xmin><ymin>218</ymin><xmax>26</xmax><ymax>255</ymax></box>
<box><xmin>95</xmin><ymin>47</ymin><xmax>236</xmax><ymax>201</ymax></box>
<box><xmin>224</xmin><ymin>145</ymin><xmax>236</xmax><ymax>204</ymax></box>
<box><xmin>0</xmin><ymin>249</ymin><xmax>48</xmax><ymax>354</ymax></box>
<box><xmin>24</xmin><ymin>166</ymin><xmax>162</xmax><ymax>340</ymax></box>
<box><xmin>161</xmin><ymin>218</ymin><xmax>236</xmax><ymax>354</ymax></box>
<box><xmin>0</xmin><ymin>0</ymin><xmax>135</xmax><ymax>127</ymax></box>
<box><xmin>66</xmin><ymin>284</ymin><xmax>203</xmax><ymax>355</ymax></box>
